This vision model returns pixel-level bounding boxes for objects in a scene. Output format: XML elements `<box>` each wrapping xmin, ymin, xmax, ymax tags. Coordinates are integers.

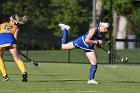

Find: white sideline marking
<box><xmin>108</xmin><ymin>65</ymin><xmax>116</xmax><ymax>68</ymax></box>
<box><xmin>103</xmin><ymin>65</ymin><xmax>117</xmax><ymax>68</ymax></box>
<box><xmin>49</xmin><ymin>90</ymin><xmax>104</xmax><ymax>93</ymax></box>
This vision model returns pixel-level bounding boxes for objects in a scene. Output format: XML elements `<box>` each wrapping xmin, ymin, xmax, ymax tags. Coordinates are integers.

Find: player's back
<box><xmin>0</xmin><ymin>22</ymin><xmax>17</xmax><ymax>34</ymax></box>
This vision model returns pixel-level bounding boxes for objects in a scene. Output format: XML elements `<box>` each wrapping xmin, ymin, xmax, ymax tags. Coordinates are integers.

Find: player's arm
<box><xmin>98</xmin><ymin>33</ymin><xmax>107</xmax><ymax>45</ymax></box>
<box><xmin>97</xmin><ymin>38</ymin><xmax>104</xmax><ymax>45</ymax></box>
<box><xmin>85</xmin><ymin>27</ymin><xmax>98</xmax><ymax>44</ymax></box>
<box><xmin>14</xmin><ymin>27</ymin><xmax>20</xmax><ymax>45</ymax></box>
<box><xmin>96</xmin><ymin>39</ymin><xmax>104</xmax><ymax>48</ymax></box>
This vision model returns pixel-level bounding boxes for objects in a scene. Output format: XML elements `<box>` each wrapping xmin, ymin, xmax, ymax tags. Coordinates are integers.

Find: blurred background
<box><xmin>1</xmin><ymin>0</ymin><xmax>140</xmax><ymax>64</ymax></box>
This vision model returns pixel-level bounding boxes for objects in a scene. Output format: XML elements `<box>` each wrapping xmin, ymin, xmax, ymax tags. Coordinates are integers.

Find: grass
<box><xmin>1</xmin><ymin>62</ymin><xmax>140</xmax><ymax>93</ymax></box>
<box><xmin>4</xmin><ymin>48</ymin><xmax>140</xmax><ymax>64</ymax></box>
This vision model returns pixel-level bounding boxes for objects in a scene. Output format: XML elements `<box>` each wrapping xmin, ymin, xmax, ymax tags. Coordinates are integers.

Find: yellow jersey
<box><xmin>0</xmin><ymin>22</ymin><xmax>18</xmax><ymax>34</ymax></box>
<box><xmin>0</xmin><ymin>22</ymin><xmax>17</xmax><ymax>47</ymax></box>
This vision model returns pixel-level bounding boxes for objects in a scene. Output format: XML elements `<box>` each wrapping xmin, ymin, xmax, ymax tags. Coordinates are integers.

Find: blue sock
<box><xmin>61</xmin><ymin>29</ymin><xmax>68</xmax><ymax>44</ymax></box>
<box><xmin>89</xmin><ymin>65</ymin><xmax>97</xmax><ymax>80</ymax></box>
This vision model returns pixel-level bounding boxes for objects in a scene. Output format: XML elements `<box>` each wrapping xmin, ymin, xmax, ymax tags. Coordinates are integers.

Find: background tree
<box><xmin>1</xmin><ymin>0</ymin><xmax>139</xmax><ymax>49</ymax></box>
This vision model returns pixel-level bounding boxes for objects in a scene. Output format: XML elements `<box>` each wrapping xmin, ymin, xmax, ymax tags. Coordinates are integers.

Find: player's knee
<box><xmin>90</xmin><ymin>59</ymin><xmax>98</xmax><ymax>65</ymax></box>
<box><xmin>61</xmin><ymin>43</ymin><xmax>74</xmax><ymax>50</ymax></box>
<box><xmin>61</xmin><ymin>45</ymin><xmax>67</xmax><ymax>50</ymax></box>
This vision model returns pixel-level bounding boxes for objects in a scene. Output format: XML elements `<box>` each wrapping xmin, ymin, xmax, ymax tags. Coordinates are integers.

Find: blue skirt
<box><xmin>72</xmin><ymin>36</ymin><xmax>95</xmax><ymax>52</ymax></box>
<box><xmin>0</xmin><ymin>33</ymin><xmax>17</xmax><ymax>47</ymax></box>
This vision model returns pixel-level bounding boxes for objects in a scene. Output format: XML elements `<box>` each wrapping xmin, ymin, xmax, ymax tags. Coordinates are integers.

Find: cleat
<box><xmin>22</xmin><ymin>72</ymin><xmax>28</xmax><ymax>82</ymax></box>
<box><xmin>58</xmin><ymin>23</ymin><xmax>70</xmax><ymax>31</ymax></box>
<box><xmin>3</xmin><ymin>75</ymin><xmax>10</xmax><ymax>81</ymax></box>
<box><xmin>87</xmin><ymin>79</ymin><xmax>98</xmax><ymax>84</ymax></box>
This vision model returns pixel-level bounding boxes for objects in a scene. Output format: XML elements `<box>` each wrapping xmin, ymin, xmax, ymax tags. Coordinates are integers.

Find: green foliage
<box><xmin>102</xmin><ymin>0</ymin><xmax>140</xmax><ymax>37</ymax></box>
<box><xmin>113</xmin><ymin>0</ymin><xmax>133</xmax><ymax>16</ymax></box>
<box><xmin>103</xmin><ymin>0</ymin><xmax>133</xmax><ymax>16</ymax></box>
<box><xmin>127</xmin><ymin>8</ymin><xmax>140</xmax><ymax>36</ymax></box>
<box><xmin>1</xmin><ymin>0</ymin><xmax>140</xmax><ymax>49</ymax></box>
<box><xmin>1</xmin><ymin>0</ymin><xmax>92</xmax><ymax>39</ymax></box>
<box><xmin>48</xmin><ymin>0</ymin><xmax>92</xmax><ymax>37</ymax></box>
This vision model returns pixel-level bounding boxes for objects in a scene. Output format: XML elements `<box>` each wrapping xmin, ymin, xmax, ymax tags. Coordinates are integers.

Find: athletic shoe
<box><xmin>22</xmin><ymin>72</ymin><xmax>28</xmax><ymax>82</ymax></box>
<box><xmin>87</xmin><ymin>79</ymin><xmax>98</xmax><ymax>84</ymax></box>
<box><xmin>58</xmin><ymin>23</ymin><xmax>70</xmax><ymax>31</ymax></box>
<box><xmin>3</xmin><ymin>75</ymin><xmax>10</xmax><ymax>81</ymax></box>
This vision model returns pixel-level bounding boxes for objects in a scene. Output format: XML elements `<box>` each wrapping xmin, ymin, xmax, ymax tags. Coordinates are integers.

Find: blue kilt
<box><xmin>72</xmin><ymin>36</ymin><xmax>95</xmax><ymax>52</ymax></box>
<box><xmin>0</xmin><ymin>33</ymin><xmax>17</xmax><ymax>47</ymax></box>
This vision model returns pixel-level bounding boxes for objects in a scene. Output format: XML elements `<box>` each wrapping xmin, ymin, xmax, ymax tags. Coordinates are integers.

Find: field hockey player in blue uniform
<box><xmin>0</xmin><ymin>15</ymin><xmax>28</xmax><ymax>82</ymax></box>
<box><xmin>59</xmin><ymin>19</ymin><xmax>109</xmax><ymax>84</ymax></box>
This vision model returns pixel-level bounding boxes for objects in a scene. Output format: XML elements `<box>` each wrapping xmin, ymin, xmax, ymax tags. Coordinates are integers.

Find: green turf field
<box><xmin>0</xmin><ymin>62</ymin><xmax>140</xmax><ymax>93</ymax></box>
<box><xmin>4</xmin><ymin>48</ymin><xmax>140</xmax><ymax>64</ymax></box>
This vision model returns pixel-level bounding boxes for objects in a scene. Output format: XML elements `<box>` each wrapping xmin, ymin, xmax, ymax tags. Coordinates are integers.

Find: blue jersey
<box><xmin>72</xmin><ymin>27</ymin><xmax>104</xmax><ymax>51</ymax></box>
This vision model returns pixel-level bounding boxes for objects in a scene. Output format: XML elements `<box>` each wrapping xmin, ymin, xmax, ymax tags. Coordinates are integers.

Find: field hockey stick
<box><xmin>19</xmin><ymin>51</ymin><xmax>38</xmax><ymax>66</ymax></box>
<box><xmin>98</xmin><ymin>46</ymin><xmax>128</xmax><ymax>63</ymax></box>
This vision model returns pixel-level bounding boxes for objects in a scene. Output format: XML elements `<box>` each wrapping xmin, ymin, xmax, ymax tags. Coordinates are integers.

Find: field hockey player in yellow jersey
<box><xmin>0</xmin><ymin>14</ymin><xmax>28</xmax><ymax>82</ymax></box>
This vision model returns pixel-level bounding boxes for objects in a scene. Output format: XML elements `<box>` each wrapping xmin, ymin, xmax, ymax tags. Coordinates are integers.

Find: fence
<box><xmin>3</xmin><ymin>38</ymin><xmax>140</xmax><ymax>64</ymax></box>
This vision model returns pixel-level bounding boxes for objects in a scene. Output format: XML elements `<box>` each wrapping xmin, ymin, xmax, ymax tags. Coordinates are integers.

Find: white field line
<box><xmin>49</xmin><ymin>90</ymin><xmax>104</xmax><ymax>93</ymax></box>
<box><xmin>102</xmin><ymin>65</ymin><xmax>117</xmax><ymax>68</ymax></box>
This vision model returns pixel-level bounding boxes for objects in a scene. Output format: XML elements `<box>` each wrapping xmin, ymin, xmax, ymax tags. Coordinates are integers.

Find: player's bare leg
<box><xmin>86</xmin><ymin>52</ymin><xmax>98</xmax><ymax>84</ymax></box>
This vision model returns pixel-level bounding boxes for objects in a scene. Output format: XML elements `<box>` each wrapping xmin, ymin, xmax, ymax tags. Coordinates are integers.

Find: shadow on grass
<box><xmin>101</xmin><ymin>80</ymin><xmax>140</xmax><ymax>84</ymax></box>
<box><xmin>7</xmin><ymin>73</ymin><xmax>64</xmax><ymax>76</ymax></box>
<box><xmin>115</xmin><ymin>80</ymin><xmax>140</xmax><ymax>83</ymax></box>
<box><xmin>30</xmin><ymin>79</ymin><xmax>86</xmax><ymax>82</ymax></box>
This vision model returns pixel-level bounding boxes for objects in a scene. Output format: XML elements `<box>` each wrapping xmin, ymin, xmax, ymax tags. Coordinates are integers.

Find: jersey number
<box><xmin>4</xmin><ymin>25</ymin><xmax>13</xmax><ymax>31</ymax></box>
